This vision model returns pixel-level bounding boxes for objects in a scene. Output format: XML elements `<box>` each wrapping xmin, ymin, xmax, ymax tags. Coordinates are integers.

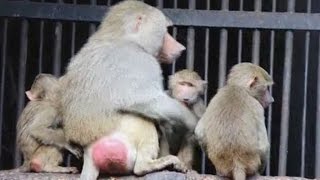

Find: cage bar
<box><xmin>38</xmin><ymin>21</ymin><xmax>44</xmax><ymax>73</ymax></box>
<box><xmin>252</xmin><ymin>0</ymin><xmax>262</xmax><ymax>64</ymax></box>
<box><xmin>266</xmin><ymin>30</ymin><xmax>275</xmax><ymax>176</ymax></box>
<box><xmin>89</xmin><ymin>0</ymin><xmax>96</xmax><ymax>34</ymax></box>
<box><xmin>266</xmin><ymin>0</ymin><xmax>276</xmax><ymax>175</ymax></box>
<box><xmin>157</xmin><ymin>0</ymin><xmax>163</xmax><ymax>8</ymax></box>
<box><xmin>2</xmin><ymin>1</ymin><xmax>320</xmax><ymax>30</ymax></box>
<box><xmin>0</xmin><ymin>19</ymin><xmax>8</xmax><ymax>161</ymax></box>
<box><xmin>53</xmin><ymin>22</ymin><xmax>62</xmax><ymax>76</ymax></box>
<box><xmin>186</xmin><ymin>0</ymin><xmax>195</xmax><ymax>70</ymax></box>
<box><xmin>300</xmin><ymin>0</ymin><xmax>311</xmax><ymax>176</ymax></box>
<box><xmin>170</xmin><ymin>0</ymin><xmax>178</xmax><ymax>75</ymax></box>
<box><xmin>278</xmin><ymin>31</ymin><xmax>294</xmax><ymax>176</ymax></box>
<box><xmin>237</xmin><ymin>0</ymin><xmax>243</xmax><ymax>63</ymax></box>
<box><xmin>14</xmin><ymin>19</ymin><xmax>29</xmax><ymax>167</ymax></box>
<box><xmin>218</xmin><ymin>0</ymin><xmax>229</xmax><ymax>88</ymax></box>
<box><xmin>316</xmin><ymin>33</ymin><xmax>320</xmax><ymax>178</ymax></box>
<box><xmin>200</xmin><ymin>0</ymin><xmax>211</xmax><ymax>174</ymax></box>
<box><xmin>278</xmin><ymin>0</ymin><xmax>295</xmax><ymax>175</ymax></box>
<box><xmin>300</xmin><ymin>30</ymin><xmax>309</xmax><ymax>177</ymax></box>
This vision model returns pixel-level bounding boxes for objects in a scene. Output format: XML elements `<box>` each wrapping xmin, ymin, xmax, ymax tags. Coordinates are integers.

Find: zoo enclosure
<box><xmin>0</xmin><ymin>0</ymin><xmax>320</xmax><ymax>178</ymax></box>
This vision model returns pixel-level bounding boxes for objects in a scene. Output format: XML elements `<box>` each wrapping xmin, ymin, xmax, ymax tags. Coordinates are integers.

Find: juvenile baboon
<box><xmin>159</xmin><ymin>69</ymin><xmax>206</xmax><ymax>169</ymax></box>
<box><xmin>42</xmin><ymin>0</ymin><xmax>195</xmax><ymax>178</ymax></box>
<box><xmin>168</xmin><ymin>69</ymin><xmax>206</xmax><ymax>118</ymax></box>
<box><xmin>16</xmin><ymin>74</ymin><xmax>80</xmax><ymax>173</ymax></box>
<box><xmin>195</xmin><ymin>63</ymin><xmax>274</xmax><ymax>180</ymax></box>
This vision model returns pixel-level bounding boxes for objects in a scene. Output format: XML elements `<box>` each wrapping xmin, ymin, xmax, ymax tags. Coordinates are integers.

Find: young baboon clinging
<box><xmin>16</xmin><ymin>74</ymin><xmax>81</xmax><ymax>173</ymax></box>
<box><xmin>45</xmin><ymin>0</ymin><xmax>194</xmax><ymax>179</ymax></box>
<box><xmin>168</xmin><ymin>69</ymin><xmax>207</xmax><ymax>119</ymax></box>
<box><xmin>195</xmin><ymin>63</ymin><xmax>274</xmax><ymax>180</ymax></box>
<box><xmin>159</xmin><ymin>69</ymin><xmax>206</xmax><ymax>169</ymax></box>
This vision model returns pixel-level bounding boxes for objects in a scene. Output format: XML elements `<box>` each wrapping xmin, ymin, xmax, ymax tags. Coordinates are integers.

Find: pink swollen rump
<box><xmin>91</xmin><ymin>136</ymin><xmax>128</xmax><ymax>174</ymax></box>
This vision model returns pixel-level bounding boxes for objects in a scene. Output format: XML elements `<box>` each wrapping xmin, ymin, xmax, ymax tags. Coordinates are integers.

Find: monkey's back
<box><xmin>201</xmin><ymin>85</ymin><xmax>264</xmax><ymax>176</ymax></box>
<box><xmin>16</xmin><ymin>101</ymin><xmax>59</xmax><ymax>161</ymax></box>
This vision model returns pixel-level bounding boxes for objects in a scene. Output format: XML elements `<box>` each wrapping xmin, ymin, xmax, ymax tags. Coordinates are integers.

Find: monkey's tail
<box><xmin>232</xmin><ymin>161</ymin><xmax>246</xmax><ymax>180</ymax></box>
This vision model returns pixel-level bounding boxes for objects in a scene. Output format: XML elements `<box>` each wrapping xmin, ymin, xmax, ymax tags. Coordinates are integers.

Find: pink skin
<box><xmin>173</xmin><ymin>83</ymin><xmax>198</xmax><ymax>105</ymax></box>
<box><xmin>261</xmin><ymin>90</ymin><xmax>274</xmax><ymax>108</ymax></box>
<box><xmin>91</xmin><ymin>137</ymin><xmax>129</xmax><ymax>174</ymax></box>
<box><xmin>30</xmin><ymin>158</ymin><xmax>43</xmax><ymax>173</ymax></box>
<box><xmin>25</xmin><ymin>91</ymin><xmax>38</xmax><ymax>101</ymax></box>
<box><xmin>158</xmin><ymin>33</ymin><xmax>186</xmax><ymax>64</ymax></box>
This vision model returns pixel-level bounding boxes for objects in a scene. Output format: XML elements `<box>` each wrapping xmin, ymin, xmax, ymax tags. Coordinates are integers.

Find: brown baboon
<box><xmin>159</xmin><ymin>69</ymin><xmax>206</xmax><ymax>169</ymax></box>
<box><xmin>195</xmin><ymin>63</ymin><xmax>274</xmax><ymax>180</ymax></box>
<box><xmin>16</xmin><ymin>73</ymin><xmax>80</xmax><ymax>173</ymax></box>
<box><xmin>30</xmin><ymin>1</ymin><xmax>196</xmax><ymax>179</ymax></box>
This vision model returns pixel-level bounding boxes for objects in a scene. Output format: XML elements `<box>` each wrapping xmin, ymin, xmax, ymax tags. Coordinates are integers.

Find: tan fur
<box><xmin>51</xmin><ymin>1</ymin><xmax>191</xmax><ymax>178</ymax></box>
<box><xmin>159</xmin><ymin>69</ymin><xmax>206</xmax><ymax>169</ymax></box>
<box><xmin>16</xmin><ymin>74</ymin><xmax>80</xmax><ymax>173</ymax></box>
<box><xmin>195</xmin><ymin>63</ymin><xmax>273</xmax><ymax>180</ymax></box>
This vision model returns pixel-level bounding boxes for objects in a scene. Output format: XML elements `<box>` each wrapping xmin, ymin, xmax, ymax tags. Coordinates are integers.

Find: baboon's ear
<box><xmin>134</xmin><ymin>14</ymin><xmax>145</xmax><ymax>32</ymax></box>
<box><xmin>25</xmin><ymin>91</ymin><xmax>37</xmax><ymax>101</ymax></box>
<box><xmin>248</xmin><ymin>76</ymin><xmax>258</xmax><ymax>88</ymax></box>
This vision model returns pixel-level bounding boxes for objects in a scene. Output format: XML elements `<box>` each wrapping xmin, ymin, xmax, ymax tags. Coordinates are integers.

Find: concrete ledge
<box><xmin>0</xmin><ymin>170</ymin><xmax>314</xmax><ymax>180</ymax></box>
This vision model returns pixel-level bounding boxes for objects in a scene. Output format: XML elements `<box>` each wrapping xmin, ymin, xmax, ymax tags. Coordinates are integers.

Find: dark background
<box><xmin>0</xmin><ymin>0</ymin><xmax>319</xmax><ymax>178</ymax></box>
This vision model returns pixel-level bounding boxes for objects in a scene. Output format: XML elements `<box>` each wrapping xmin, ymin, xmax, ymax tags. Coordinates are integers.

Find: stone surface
<box><xmin>0</xmin><ymin>170</ymin><xmax>314</xmax><ymax>180</ymax></box>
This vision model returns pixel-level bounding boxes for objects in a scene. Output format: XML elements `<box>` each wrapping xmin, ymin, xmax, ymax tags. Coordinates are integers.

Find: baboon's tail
<box><xmin>232</xmin><ymin>161</ymin><xmax>246</xmax><ymax>180</ymax></box>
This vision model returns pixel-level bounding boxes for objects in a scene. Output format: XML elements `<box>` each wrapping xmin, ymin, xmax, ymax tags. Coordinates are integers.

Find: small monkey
<box><xmin>16</xmin><ymin>73</ymin><xmax>81</xmax><ymax>173</ymax></box>
<box><xmin>195</xmin><ymin>63</ymin><xmax>274</xmax><ymax>180</ymax></box>
<box><xmin>159</xmin><ymin>69</ymin><xmax>206</xmax><ymax>169</ymax></box>
<box><xmin>168</xmin><ymin>69</ymin><xmax>207</xmax><ymax>119</ymax></box>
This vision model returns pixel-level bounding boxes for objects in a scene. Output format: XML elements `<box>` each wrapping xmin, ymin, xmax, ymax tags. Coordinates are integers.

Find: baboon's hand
<box><xmin>166</xmin><ymin>155</ymin><xmax>188</xmax><ymax>173</ymax></box>
<box><xmin>66</xmin><ymin>145</ymin><xmax>82</xmax><ymax>159</ymax></box>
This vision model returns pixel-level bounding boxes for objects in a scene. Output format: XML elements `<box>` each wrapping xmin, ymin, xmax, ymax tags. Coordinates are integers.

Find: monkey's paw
<box><xmin>167</xmin><ymin>155</ymin><xmax>188</xmax><ymax>173</ymax></box>
<box><xmin>65</xmin><ymin>167</ymin><xmax>79</xmax><ymax>174</ymax></box>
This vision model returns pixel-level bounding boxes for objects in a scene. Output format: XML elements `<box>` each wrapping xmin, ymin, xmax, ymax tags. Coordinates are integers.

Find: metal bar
<box><xmin>71</xmin><ymin>0</ymin><xmax>76</xmax><ymax>56</ymax></box>
<box><xmin>66</xmin><ymin>0</ymin><xmax>77</xmax><ymax>167</ymax></box>
<box><xmin>218</xmin><ymin>0</ymin><xmax>229</xmax><ymax>88</ymax></box>
<box><xmin>300</xmin><ymin>0</ymin><xmax>311</xmax><ymax>176</ymax></box>
<box><xmin>38</xmin><ymin>21</ymin><xmax>44</xmax><ymax>73</ymax></box>
<box><xmin>237</xmin><ymin>0</ymin><xmax>243</xmax><ymax>63</ymax></box>
<box><xmin>53</xmin><ymin>22</ymin><xmax>62</xmax><ymax>76</ymax></box>
<box><xmin>278</xmin><ymin>0</ymin><xmax>295</xmax><ymax>176</ymax></box>
<box><xmin>2</xmin><ymin>2</ymin><xmax>320</xmax><ymax>30</ymax></box>
<box><xmin>201</xmin><ymin>0</ymin><xmax>210</xmax><ymax>174</ymax></box>
<box><xmin>278</xmin><ymin>32</ymin><xmax>294</xmax><ymax>176</ymax></box>
<box><xmin>53</xmin><ymin>0</ymin><xmax>63</xmax><ymax>76</ymax></box>
<box><xmin>186</xmin><ymin>0</ymin><xmax>195</xmax><ymax>70</ymax></box>
<box><xmin>316</xmin><ymin>32</ymin><xmax>320</xmax><ymax>178</ymax></box>
<box><xmin>170</xmin><ymin>0</ymin><xmax>178</xmax><ymax>75</ymax></box>
<box><xmin>266</xmin><ymin>0</ymin><xmax>276</xmax><ymax>176</ymax></box>
<box><xmin>14</xmin><ymin>19</ymin><xmax>29</xmax><ymax>167</ymax></box>
<box><xmin>252</xmin><ymin>0</ymin><xmax>262</xmax><ymax>64</ymax></box>
<box><xmin>157</xmin><ymin>0</ymin><xmax>163</xmax><ymax>8</ymax></box>
<box><xmin>266</xmin><ymin>30</ymin><xmax>275</xmax><ymax>176</ymax></box>
<box><xmin>89</xmin><ymin>0</ymin><xmax>96</xmax><ymax>34</ymax></box>
<box><xmin>0</xmin><ymin>19</ymin><xmax>8</xmax><ymax>162</ymax></box>
<box><xmin>266</xmin><ymin>0</ymin><xmax>277</xmax><ymax>176</ymax></box>
<box><xmin>300</xmin><ymin>30</ymin><xmax>309</xmax><ymax>178</ymax></box>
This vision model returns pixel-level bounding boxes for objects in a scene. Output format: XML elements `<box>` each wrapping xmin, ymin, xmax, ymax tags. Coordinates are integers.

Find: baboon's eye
<box><xmin>179</xmin><ymin>81</ymin><xmax>194</xmax><ymax>87</ymax></box>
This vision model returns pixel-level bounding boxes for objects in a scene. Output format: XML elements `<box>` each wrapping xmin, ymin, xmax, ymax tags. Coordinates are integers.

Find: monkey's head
<box><xmin>227</xmin><ymin>63</ymin><xmax>274</xmax><ymax>108</ymax></box>
<box><xmin>169</xmin><ymin>69</ymin><xmax>207</xmax><ymax>106</ymax></box>
<box><xmin>26</xmin><ymin>73</ymin><xmax>59</xmax><ymax>101</ymax></box>
<box><xmin>96</xmin><ymin>0</ymin><xmax>185</xmax><ymax>64</ymax></box>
